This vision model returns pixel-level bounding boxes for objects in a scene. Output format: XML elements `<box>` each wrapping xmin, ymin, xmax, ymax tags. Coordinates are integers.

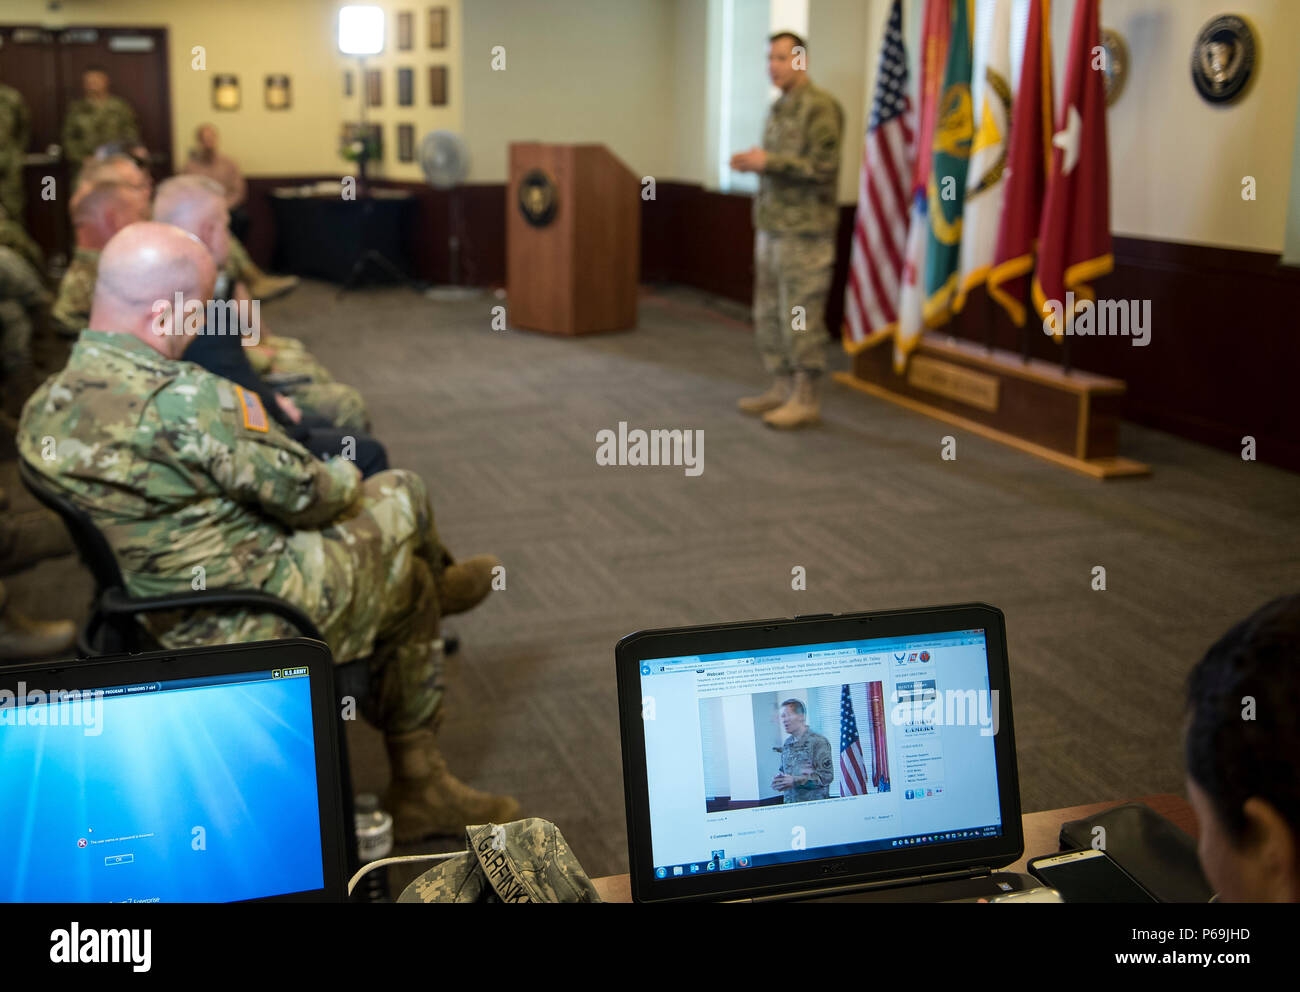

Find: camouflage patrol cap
<box><xmin>397</xmin><ymin>818</ymin><xmax>600</xmax><ymax>904</ymax></box>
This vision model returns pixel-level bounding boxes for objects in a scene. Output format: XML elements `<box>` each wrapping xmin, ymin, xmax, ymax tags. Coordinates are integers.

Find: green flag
<box><xmin>922</xmin><ymin>0</ymin><xmax>974</xmax><ymax>327</ymax></box>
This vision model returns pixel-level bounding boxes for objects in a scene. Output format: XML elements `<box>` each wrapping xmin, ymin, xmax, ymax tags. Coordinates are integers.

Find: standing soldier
<box><xmin>0</xmin><ymin>82</ymin><xmax>29</xmax><ymax>226</ymax></box>
<box><xmin>61</xmin><ymin>66</ymin><xmax>140</xmax><ymax>183</ymax></box>
<box><xmin>732</xmin><ymin>32</ymin><xmax>844</xmax><ymax>430</ymax></box>
<box><xmin>772</xmin><ymin>698</ymin><xmax>834</xmax><ymax>802</ymax></box>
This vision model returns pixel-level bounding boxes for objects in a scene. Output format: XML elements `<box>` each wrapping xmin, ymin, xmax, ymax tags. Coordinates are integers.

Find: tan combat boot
<box><xmin>248</xmin><ymin>273</ymin><xmax>300</xmax><ymax>301</ymax></box>
<box><xmin>437</xmin><ymin>554</ymin><xmax>500</xmax><ymax>617</ymax></box>
<box><xmin>762</xmin><ymin>370</ymin><xmax>822</xmax><ymax>429</ymax></box>
<box><xmin>385</xmin><ymin>726</ymin><xmax>521</xmax><ymax>842</ymax></box>
<box><xmin>738</xmin><ymin>374</ymin><xmax>793</xmax><ymax>416</ymax></box>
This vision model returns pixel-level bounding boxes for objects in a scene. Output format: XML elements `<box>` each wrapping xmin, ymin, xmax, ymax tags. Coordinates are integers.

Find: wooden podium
<box><xmin>506</xmin><ymin>142</ymin><xmax>640</xmax><ymax>335</ymax></box>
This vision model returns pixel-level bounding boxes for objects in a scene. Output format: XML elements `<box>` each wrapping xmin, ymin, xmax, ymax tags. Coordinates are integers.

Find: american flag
<box><xmin>839</xmin><ymin>684</ymin><xmax>870</xmax><ymax>796</ymax></box>
<box><xmin>843</xmin><ymin>0</ymin><xmax>915</xmax><ymax>350</ymax></box>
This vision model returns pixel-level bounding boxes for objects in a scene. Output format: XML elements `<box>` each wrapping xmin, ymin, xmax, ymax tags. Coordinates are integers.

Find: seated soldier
<box><xmin>70</xmin><ymin>151</ymin><xmax>307</xmax><ymax>377</ymax></box>
<box><xmin>152</xmin><ymin>176</ymin><xmax>389</xmax><ymax>477</ymax></box>
<box><xmin>0</xmin><ymin>242</ymin><xmax>49</xmax><ymax>416</ymax></box>
<box><xmin>19</xmin><ymin>222</ymin><xmax>517</xmax><ymax>838</ymax></box>
<box><xmin>52</xmin><ymin>177</ymin><xmax>150</xmax><ymax>340</ymax></box>
<box><xmin>55</xmin><ymin>168</ymin><xmax>368</xmax><ymax>434</ymax></box>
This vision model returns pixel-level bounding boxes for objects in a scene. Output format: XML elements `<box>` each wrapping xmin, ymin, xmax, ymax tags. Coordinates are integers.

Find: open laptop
<box><xmin>617</xmin><ymin>604</ymin><xmax>1031</xmax><ymax>903</ymax></box>
<box><xmin>0</xmin><ymin>639</ymin><xmax>348</xmax><ymax>903</ymax></box>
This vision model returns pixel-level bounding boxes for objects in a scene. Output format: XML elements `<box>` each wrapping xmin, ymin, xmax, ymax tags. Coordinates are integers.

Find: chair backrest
<box><xmin>17</xmin><ymin>458</ymin><xmax>127</xmax><ymax>594</ymax></box>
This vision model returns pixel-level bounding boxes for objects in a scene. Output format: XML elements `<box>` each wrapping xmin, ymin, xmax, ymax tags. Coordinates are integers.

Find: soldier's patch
<box><xmin>235</xmin><ymin>385</ymin><xmax>269</xmax><ymax>432</ymax></box>
<box><xmin>216</xmin><ymin>382</ymin><xmax>235</xmax><ymax>411</ymax></box>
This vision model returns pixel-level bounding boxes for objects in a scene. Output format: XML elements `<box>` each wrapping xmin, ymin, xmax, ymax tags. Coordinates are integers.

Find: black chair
<box><xmin>18</xmin><ymin>458</ymin><xmax>325</xmax><ymax>654</ymax></box>
<box><xmin>18</xmin><ymin>458</ymin><xmax>376</xmax><ymax>895</ymax></box>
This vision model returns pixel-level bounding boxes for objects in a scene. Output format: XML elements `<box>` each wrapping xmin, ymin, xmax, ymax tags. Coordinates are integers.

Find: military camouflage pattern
<box><xmin>755</xmin><ymin>80</ymin><xmax>844</xmax><ymax>235</ymax></box>
<box><xmin>224</xmin><ymin>235</ymin><xmax>259</xmax><ymax>289</ymax></box>
<box><xmin>779</xmin><ymin>727</ymin><xmax>834</xmax><ymax>803</ymax></box>
<box><xmin>0</xmin><ymin>216</ymin><xmax>45</xmax><ymax>275</ymax></box>
<box><xmin>61</xmin><ymin>95</ymin><xmax>139</xmax><ymax>180</ymax></box>
<box><xmin>18</xmin><ymin>330</ymin><xmax>450</xmax><ymax>732</ymax></box>
<box><xmin>0</xmin><ymin>85</ymin><xmax>30</xmax><ymax>225</ymax></box>
<box><xmin>52</xmin><ymin>248</ymin><xmax>99</xmax><ymax>339</ymax></box>
<box><xmin>753</xmin><ymin>231</ymin><xmax>834</xmax><ymax>374</ymax></box>
<box><xmin>248</xmin><ymin>334</ymin><xmax>336</xmax><ymax>383</ymax></box>
<box><xmin>398</xmin><ymin>819</ymin><xmax>600</xmax><ymax>903</ymax></box>
<box><xmin>0</xmin><ymin>245</ymin><xmax>48</xmax><ymax>370</ymax></box>
<box><xmin>288</xmin><ymin>381</ymin><xmax>369</xmax><ymax>434</ymax></box>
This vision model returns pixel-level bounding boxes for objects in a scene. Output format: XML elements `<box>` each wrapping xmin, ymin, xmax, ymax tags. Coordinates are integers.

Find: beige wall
<box><xmin>9</xmin><ymin>0</ymin><xmax>1297</xmax><ymax>252</ymax></box>
<box><xmin>6</xmin><ymin>0</ymin><xmax>465</xmax><ymax>180</ymax></box>
<box><xmin>461</xmin><ymin>0</ymin><xmax>677</xmax><ymax>184</ymax></box>
<box><xmin>1092</xmin><ymin>0</ymin><xmax>1300</xmax><ymax>251</ymax></box>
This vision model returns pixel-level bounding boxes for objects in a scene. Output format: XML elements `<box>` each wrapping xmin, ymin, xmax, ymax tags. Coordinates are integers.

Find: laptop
<box><xmin>617</xmin><ymin>604</ymin><xmax>1031</xmax><ymax>903</ymax></box>
<box><xmin>0</xmin><ymin>639</ymin><xmax>348</xmax><ymax>903</ymax></box>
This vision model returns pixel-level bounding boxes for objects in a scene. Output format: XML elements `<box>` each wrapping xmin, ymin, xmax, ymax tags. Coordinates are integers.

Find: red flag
<box><xmin>1032</xmin><ymin>0</ymin><xmax>1113</xmax><ymax>335</ymax></box>
<box><xmin>912</xmin><ymin>0</ymin><xmax>953</xmax><ymax>195</ymax></box>
<box><xmin>986</xmin><ymin>0</ymin><xmax>1053</xmax><ymax>328</ymax></box>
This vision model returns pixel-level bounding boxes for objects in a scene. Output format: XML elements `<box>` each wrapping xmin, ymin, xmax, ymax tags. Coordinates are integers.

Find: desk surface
<box><xmin>591</xmin><ymin>793</ymin><xmax>1196</xmax><ymax>903</ymax></box>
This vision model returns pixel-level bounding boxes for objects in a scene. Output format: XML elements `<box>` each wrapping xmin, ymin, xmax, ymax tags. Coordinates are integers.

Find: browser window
<box><xmin>638</xmin><ymin>629</ymin><xmax>1003</xmax><ymax>878</ymax></box>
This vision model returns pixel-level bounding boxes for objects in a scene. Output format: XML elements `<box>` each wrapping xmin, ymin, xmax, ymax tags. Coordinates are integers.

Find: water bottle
<box><xmin>354</xmin><ymin>792</ymin><xmax>393</xmax><ymax>903</ymax></box>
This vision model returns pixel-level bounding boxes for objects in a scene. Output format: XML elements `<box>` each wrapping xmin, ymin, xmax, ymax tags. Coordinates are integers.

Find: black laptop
<box><xmin>616</xmin><ymin>604</ymin><xmax>1030</xmax><ymax>902</ymax></box>
<box><xmin>0</xmin><ymin>639</ymin><xmax>348</xmax><ymax>903</ymax></box>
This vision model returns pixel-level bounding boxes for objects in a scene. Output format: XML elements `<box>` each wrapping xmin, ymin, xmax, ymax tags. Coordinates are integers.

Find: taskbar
<box><xmin>653</xmin><ymin>823</ymin><xmax>1003</xmax><ymax>880</ymax></box>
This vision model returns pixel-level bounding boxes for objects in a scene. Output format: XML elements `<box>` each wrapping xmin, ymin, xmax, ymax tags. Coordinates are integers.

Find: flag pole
<box><xmin>982</xmin><ymin>291</ymin><xmax>996</xmax><ymax>354</ymax></box>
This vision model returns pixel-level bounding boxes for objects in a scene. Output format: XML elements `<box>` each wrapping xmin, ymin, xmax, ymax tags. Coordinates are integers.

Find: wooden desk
<box><xmin>591</xmin><ymin>793</ymin><xmax>1196</xmax><ymax>903</ymax></box>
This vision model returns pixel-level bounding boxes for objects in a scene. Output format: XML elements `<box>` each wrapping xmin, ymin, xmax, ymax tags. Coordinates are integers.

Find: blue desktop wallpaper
<box><xmin>0</xmin><ymin>677</ymin><xmax>325</xmax><ymax>902</ymax></box>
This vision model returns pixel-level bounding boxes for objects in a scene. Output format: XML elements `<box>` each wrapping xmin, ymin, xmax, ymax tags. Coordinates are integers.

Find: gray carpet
<box><xmin>8</xmin><ymin>280</ymin><xmax>1299</xmax><ymax>886</ymax></box>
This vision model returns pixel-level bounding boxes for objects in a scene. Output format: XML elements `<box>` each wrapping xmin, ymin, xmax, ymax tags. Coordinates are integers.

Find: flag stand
<box><xmin>836</xmin><ymin>334</ymin><xmax>1149</xmax><ymax>480</ymax></box>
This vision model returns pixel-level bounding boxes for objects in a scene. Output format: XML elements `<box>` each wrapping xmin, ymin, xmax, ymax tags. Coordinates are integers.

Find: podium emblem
<box><xmin>1191</xmin><ymin>15</ymin><xmax>1256</xmax><ymax>105</ymax></box>
<box><xmin>518</xmin><ymin>169</ymin><xmax>559</xmax><ymax>227</ymax></box>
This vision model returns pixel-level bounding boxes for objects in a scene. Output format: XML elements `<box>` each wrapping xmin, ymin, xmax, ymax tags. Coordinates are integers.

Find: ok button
<box><xmin>104</xmin><ymin>853</ymin><xmax>135</xmax><ymax>867</ymax></box>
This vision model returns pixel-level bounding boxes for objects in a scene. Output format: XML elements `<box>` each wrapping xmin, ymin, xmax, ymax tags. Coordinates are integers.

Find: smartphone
<box><xmin>1027</xmin><ymin>849</ymin><xmax>1157</xmax><ymax>903</ymax></box>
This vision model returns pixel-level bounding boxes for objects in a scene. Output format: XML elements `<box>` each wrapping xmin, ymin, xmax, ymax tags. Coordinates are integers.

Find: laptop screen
<box><xmin>637</xmin><ymin>627</ymin><xmax>1003</xmax><ymax>880</ymax></box>
<box><xmin>0</xmin><ymin>665</ymin><xmax>326</xmax><ymax>903</ymax></box>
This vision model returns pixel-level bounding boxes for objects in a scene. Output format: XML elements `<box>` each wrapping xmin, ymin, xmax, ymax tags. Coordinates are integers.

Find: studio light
<box><xmin>338</xmin><ymin>5</ymin><xmax>385</xmax><ymax>56</ymax></box>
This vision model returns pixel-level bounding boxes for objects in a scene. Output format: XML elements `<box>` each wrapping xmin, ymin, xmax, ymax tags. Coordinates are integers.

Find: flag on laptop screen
<box><xmin>839</xmin><ymin>684</ymin><xmax>869</xmax><ymax>795</ymax></box>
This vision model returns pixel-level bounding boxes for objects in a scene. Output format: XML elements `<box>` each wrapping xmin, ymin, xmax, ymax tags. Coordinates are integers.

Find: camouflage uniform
<box><xmin>18</xmin><ymin>330</ymin><xmax>448</xmax><ymax>734</ymax></box>
<box><xmin>753</xmin><ymin>79</ymin><xmax>844</xmax><ymax>375</ymax></box>
<box><xmin>398</xmin><ymin>819</ymin><xmax>600</xmax><ymax>903</ymax></box>
<box><xmin>0</xmin><ymin>85</ymin><xmax>30</xmax><ymax>226</ymax></box>
<box><xmin>779</xmin><ymin>727</ymin><xmax>833</xmax><ymax>803</ymax></box>
<box><xmin>0</xmin><ymin>216</ymin><xmax>45</xmax><ymax>275</ymax></box>
<box><xmin>0</xmin><ymin>245</ymin><xmax>49</xmax><ymax>383</ymax></box>
<box><xmin>61</xmin><ymin>95</ymin><xmax>139</xmax><ymax>182</ymax></box>
<box><xmin>52</xmin><ymin>248</ymin><xmax>98</xmax><ymax>339</ymax></box>
<box><xmin>50</xmin><ymin>247</ymin><xmax>368</xmax><ymax>432</ymax></box>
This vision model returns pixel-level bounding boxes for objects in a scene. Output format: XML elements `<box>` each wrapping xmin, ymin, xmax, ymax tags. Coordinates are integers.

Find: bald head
<box><xmin>153</xmin><ymin>175</ymin><xmax>230</xmax><ymax>265</ymax></box>
<box><xmin>91</xmin><ymin>221</ymin><xmax>217</xmax><ymax>359</ymax></box>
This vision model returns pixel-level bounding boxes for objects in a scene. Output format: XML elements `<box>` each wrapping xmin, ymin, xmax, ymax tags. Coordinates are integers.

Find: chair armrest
<box><xmin>98</xmin><ymin>587</ymin><xmax>325</xmax><ymax>642</ymax></box>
